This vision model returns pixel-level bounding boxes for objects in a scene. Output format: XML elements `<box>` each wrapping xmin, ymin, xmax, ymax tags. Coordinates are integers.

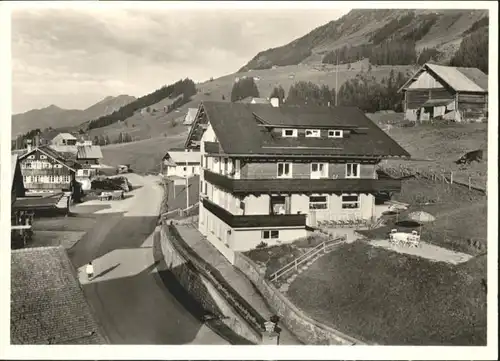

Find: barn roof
<box><xmin>186</xmin><ymin>101</ymin><xmax>410</xmax><ymax>158</ymax></box>
<box><xmin>53</xmin><ymin>132</ymin><xmax>77</xmax><ymax>141</ymax></box>
<box><xmin>11</xmin><ymin>246</ymin><xmax>107</xmax><ymax>344</ymax></box>
<box><xmin>77</xmin><ymin>145</ymin><xmax>103</xmax><ymax>159</ymax></box>
<box><xmin>238</xmin><ymin>96</ymin><xmax>270</xmax><ymax>104</ymax></box>
<box><xmin>164</xmin><ymin>150</ymin><xmax>201</xmax><ymax>164</ymax></box>
<box><xmin>399</xmin><ymin>63</ymin><xmax>488</xmax><ymax>93</ymax></box>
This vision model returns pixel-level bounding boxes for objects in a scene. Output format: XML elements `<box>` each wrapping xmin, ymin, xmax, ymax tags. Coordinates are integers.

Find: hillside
<box><xmin>12</xmin><ymin>94</ymin><xmax>136</xmax><ymax>136</ymax></box>
<box><xmin>239</xmin><ymin>9</ymin><xmax>488</xmax><ymax>71</ymax></box>
<box><xmin>87</xmin><ymin>60</ymin><xmax>415</xmax><ymax>142</ymax></box>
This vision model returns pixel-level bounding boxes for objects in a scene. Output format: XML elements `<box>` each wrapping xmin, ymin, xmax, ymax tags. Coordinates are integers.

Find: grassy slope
<box><xmin>242</xmin><ymin>9</ymin><xmax>488</xmax><ymax>70</ymax></box>
<box><xmin>94</xmin><ymin>64</ymin><xmax>415</xmax><ymax>169</ymax></box>
<box><xmin>360</xmin><ymin>177</ymin><xmax>487</xmax><ymax>255</ymax></box>
<box><xmin>287</xmin><ymin>241</ymin><xmax>486</xmax><ymax>345</ymax></box>
<box><xmin>389</xmin><ymin>123</ymin><xmax>487</xmax><ymax>189</ymax></box>
<box><xmin>100</xmin><ymin>130</ymin><xmax>189</xmax><ymax>172</ymax></box>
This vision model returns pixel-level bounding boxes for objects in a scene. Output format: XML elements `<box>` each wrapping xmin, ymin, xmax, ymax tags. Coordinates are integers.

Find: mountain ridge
<box><xmin>12</xmin><ymin>94</ymin><xmax>137</xmax><ymax>136</ymax></box>
<box><xmin>238</xmin><ymin>9</ymin><xmax>489</xmax><ymax>72</ymax></box>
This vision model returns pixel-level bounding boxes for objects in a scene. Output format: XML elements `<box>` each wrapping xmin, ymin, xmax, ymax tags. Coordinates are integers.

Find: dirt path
<box><xmin>368</xmin><ymin>239</ymin><xmax>473</xmax><ymax>265</ymax></box>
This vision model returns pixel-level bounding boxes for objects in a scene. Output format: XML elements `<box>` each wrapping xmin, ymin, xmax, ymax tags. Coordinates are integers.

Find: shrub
<box><xmin>256</xmin><ymin>241</ymin><xmax>268</xmax><ymax>249</ymax></box>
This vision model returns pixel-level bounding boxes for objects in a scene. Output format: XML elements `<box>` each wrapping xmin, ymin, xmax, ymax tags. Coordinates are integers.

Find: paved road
<box><xmin>68</xmin><ymin>174</ymin><xmax>227</xmax><ymax>345</ymax></box>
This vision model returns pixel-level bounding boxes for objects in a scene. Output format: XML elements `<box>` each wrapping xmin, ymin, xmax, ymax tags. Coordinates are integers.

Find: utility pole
<box><xmin>185</xmin><ymin>160</ymin><xmax>189</xmax><ymax>211</ymax></box>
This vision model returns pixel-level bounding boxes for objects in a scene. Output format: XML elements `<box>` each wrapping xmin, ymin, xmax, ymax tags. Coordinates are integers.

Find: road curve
<box><xmin>68</xmin><ymin>174</ymin><xmax>228</xmax><ymax>345</ymax></box>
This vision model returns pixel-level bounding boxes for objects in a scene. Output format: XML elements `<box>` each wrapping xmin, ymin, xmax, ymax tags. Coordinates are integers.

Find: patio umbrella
<box><xmin>408</xmin><ymin>211</ymin><xmax>436</xmax><ymax>234</ymax></box>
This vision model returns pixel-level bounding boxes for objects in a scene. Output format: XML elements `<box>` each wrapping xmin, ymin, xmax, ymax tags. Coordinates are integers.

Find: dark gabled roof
<box><xmin>19</xmin><ymin>146</ymin><xmax>79</xmax><ymax>170</ymax></box>
<box><xmin>11</xmin><ymin>246</ymin><xmax>107</xmax><ymax>344</ymax></box>
<box><xmin>198</xmin><ymin>101</ymin><xmax>410</xmax><ymax>158</ymax></box>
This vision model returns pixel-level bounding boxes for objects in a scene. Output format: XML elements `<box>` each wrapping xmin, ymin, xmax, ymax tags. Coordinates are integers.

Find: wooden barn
<box><xmin>399</xmin><ymin>63</ymin><xmax>488</xmax><ymax>123</ymax></box>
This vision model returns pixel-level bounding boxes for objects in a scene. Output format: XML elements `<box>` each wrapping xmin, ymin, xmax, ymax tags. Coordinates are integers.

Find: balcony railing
<box><xmin>203</xmin><ymin>170</ymin><xmax>401</xmax><ymax>194</ymax></box>
<box><xmin>202</xmin><ymin>198</ymin><xmax>307</xmax><ymax>228</ymax></box>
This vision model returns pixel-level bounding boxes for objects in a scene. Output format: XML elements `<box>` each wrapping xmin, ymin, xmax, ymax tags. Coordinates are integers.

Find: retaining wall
<box><xmin>159</xmin><ymin>225</ymin><xmax>262</xmax><ymax>344</ymax></box>
<box><xmin>234</xmin><ymin>252</ymin><xmax>368</xmax><ymax>345</ymax></box>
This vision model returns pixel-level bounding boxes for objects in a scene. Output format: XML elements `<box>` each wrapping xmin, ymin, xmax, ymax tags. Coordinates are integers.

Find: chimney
<box><xmin>270</xmin><ymin>97</ymin><xmax>279</xmax><ymax>107</ymax></box>
<box><xmin>26</xmin><ymin>139</ymin><xmax>32</xmax><ymax>152</ymax></box>
<box><xmin>34</xmin><ymin>135</ymin><xmax>40</xmax><ymax>147</ymax></box>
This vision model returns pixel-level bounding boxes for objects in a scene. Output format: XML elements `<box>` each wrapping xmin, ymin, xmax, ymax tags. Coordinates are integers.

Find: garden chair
<box><xmin>407</xmin><ymin>235</ymin><xmax>420</xmax><ymax>248</ymax></box>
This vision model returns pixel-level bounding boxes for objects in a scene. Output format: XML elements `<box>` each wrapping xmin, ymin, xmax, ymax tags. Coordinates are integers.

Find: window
<box><xmin>43</xmin><ymin>162</ymin><xmax>51</xmax><ymax>168</ymax></box>
<box><xmin>262</xmin><ymin>230</ymin><xmax>279</xmax><ymax>239</ymax></box>
<box><xmin>223</xmin><ymin>158</ymin><xmax>228</xmax><ymax>175</ymax></box>
<box><xmin>192</xmin><ymin>166</ymin><xmax>195</xmax><ymax>173</ymax></box>
<box><xmin>49</xmin><ymin>175</ymin><xmax>55</xmax><ymax>183</ymax></box>
<box><xmin>28</xmin><ymin>155</ymin><xmax>35</xmax><ymax>160</ymax></box>
<box><xmin>311</xmin><ymin>163</ymin><xmax>328</xmax><ymax>179</ymax></box>
<box><xmin>204</xmin><ymin>181</ymin><xmax>207</xmax><ymax>195</ymax></box>
<box><xmin>40</xmin><ymin>155</ymin><xmax>47</xmax><ymax>160</ymax></box>
<box><xmin>305</xmin><ymin>129</ymin><xmax>321</xmax><ymax>138</ymax></box>
<box><xmin>270</xmin><ymin>196</ymin><xmax>287</xmax><ymax>215</ymax></box>
<box><xmin>213</xmin><ymin>158</ymin><xmax>219</xmax><ymax>173</ymax></box>
<box><xmin>309</xmin><ymin>195</ymin><xmax>328</xmax><ymax>210</ymax></box>
<box><xmin>54</xmin><ymin>164</ymin><xmax>62</xmax><ymax>168</ymax></box>
<box><xmin>277</xmin><ymin>163</ymin><xmax>292</xmax><ymax>178</ymax></box>
<box><xmin>183</xmin><ymin>166</ymin><xmax>187</xmax><ymax>172</ymax></box>
<box><xmin>282</xmin><ymin>129</ymin><xmax>297</xmax><ymax>137</ymax></box>
<box><xmin>24</xmin><ymin>162</ymin><xmax>32</xmax><ymax>168</ymax></box>
<box><xmin>342</xmin><ymin>194</ymin><xmax>360</xmax><ymax>209</ymax></box>
<box><xmin>346</xmin><ymin>163</ymin><xmax>360</xmax><ymax>178</ymax></box>
<box><xmin>83</xmin><ymin>170</ymin><xmax>89</xmax><ymax>176</ymax></box>
<box><xmin>328</xmin><ymin>130</ymin><xmax>343</xmax><ymax>138</ymax></box>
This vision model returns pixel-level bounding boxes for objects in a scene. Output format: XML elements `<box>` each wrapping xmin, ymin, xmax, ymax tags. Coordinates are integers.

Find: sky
<box><xmin>11</xmin><ymin>6</ymin><xmax>349</xmax><ymax>114</ymax></box>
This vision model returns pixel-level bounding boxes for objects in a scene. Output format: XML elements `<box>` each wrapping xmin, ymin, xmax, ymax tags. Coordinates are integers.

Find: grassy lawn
<box><xmin>390</xmin><ymin>177</ymin><xmax>486</xmax><ymax>255</ymax></box>
<box><xmin>244</xmin><ymin>233</ymin><xmax>330</xmax><ymax>279</ymax></box>
<box><xmin>287</xmin><ymin>241</ymin><xmax>486</xmax><ymax>345</ymax></box>
<box><xmin>380</xmin><ymin>121</ymin><xmax>488</xmax><ymax>190</ymax></box>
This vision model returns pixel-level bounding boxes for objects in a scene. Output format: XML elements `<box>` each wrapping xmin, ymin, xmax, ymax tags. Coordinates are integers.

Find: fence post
<box><xmin>468</xmin><ymin>176</ymin><xmax>471</xmax><ymax>190</ymax></box>
<box><xmin>450</xmin><ymin>171</ymin><xmax>453</xmax><ymax>184</ymax></box>
<box><xmin>323</xmin><ymin>241</ymin><xmax>327</xmax><ymax>254</ymax></box>
<box><xmin>294</xmin><ymin>259</ymin><xmax>298</xmax><ymax>271</ymax></box>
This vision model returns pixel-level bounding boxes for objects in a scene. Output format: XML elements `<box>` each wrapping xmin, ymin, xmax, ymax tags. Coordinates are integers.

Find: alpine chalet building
<box><xmin>185</xmin><ymin>101</ymin><xmax>410</xmax><ymax>262</ymax></box>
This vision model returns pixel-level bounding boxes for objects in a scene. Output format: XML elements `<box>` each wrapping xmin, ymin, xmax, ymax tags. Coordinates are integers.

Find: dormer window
<box><xmin>328</xmin><ymin>130</ymin><xmax>343</xmax><ymax>138</ymax></box>
<box><xmin>305</xmin><ymin>129</ymin><xmax>321</xmax><ymax>138</ymax></box>
<box><xmin>282</xmin><ymin>129</ymin><xmax>298</xmax><ymax>137</ymax></box>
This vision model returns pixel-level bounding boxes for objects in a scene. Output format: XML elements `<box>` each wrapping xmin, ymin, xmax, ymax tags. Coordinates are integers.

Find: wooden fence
<box><xmin>381</xmin><ymin>164</ymin><xmax>486</xmax><ymax>194</ymax></box>
<box><xmin>269</xmin><ymin>236</ymin><xmax>346</xmax><ymax>283</ymax></box>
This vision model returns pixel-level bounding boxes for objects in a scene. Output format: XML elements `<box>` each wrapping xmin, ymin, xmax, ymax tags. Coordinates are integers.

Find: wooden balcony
<box><xmin>204</xmin><ymin>170</ymin><xmax>401</xmax><ymax>195</ymax></box>
<box><xmin>202</xmin><ymin>198</ymin><xmax>307</xmax><ymax>228</ymax></box>
<box><xmin>204</xmin><ymin>141</ymin><xmax>222</xmax><ymax>154</ymax></box>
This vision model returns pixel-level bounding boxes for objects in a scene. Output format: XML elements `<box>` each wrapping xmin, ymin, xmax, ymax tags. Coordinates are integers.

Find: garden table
<box><xmin>390</xmin><ymin>232</ymin><xmax>412</xmax><ymax>246</ymax></box>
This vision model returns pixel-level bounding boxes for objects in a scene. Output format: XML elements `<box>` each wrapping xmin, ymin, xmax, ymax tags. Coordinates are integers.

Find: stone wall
<box><xmin>159</xmin><ymin>225</ymin><xmax>262</xmax><ymax>344</ymax></box>
<box><xmin>234</xmin><ymin>252</ymin><xmax>368</xmax><ymax>345</ymax></box>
